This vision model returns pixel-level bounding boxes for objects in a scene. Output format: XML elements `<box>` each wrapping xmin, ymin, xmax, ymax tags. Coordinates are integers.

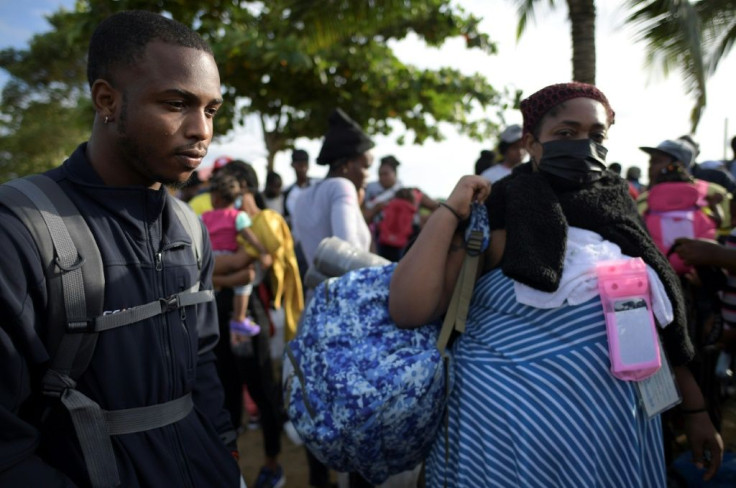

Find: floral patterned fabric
<box><xmin>284</xmin><ymin>264</ymin><xmax>448</xmax><ymax>484</ymax></box>
<box><xmin>283</xmin><ymin>204</ymin><xmax>489</xmax><ymax>484</ymax></box>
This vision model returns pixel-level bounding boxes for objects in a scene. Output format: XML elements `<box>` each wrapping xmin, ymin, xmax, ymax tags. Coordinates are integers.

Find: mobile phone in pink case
<box><xmin>596</xmin><ymin>258</ymin><xmax>661</xmax><ymax>381</ymax></box>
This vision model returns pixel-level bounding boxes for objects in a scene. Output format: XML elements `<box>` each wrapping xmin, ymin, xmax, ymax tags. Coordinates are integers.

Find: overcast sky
<box><xmin>3</xmin><ymin>0</ymin><xmax>735</xmax><ymax>197</ymax></box>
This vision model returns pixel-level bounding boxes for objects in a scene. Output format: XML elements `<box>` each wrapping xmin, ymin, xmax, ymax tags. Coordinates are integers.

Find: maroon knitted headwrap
<box><xmin>520</xmin><ymin>82</ymin><xmax>615</xmax><ymax>136</ymax></box>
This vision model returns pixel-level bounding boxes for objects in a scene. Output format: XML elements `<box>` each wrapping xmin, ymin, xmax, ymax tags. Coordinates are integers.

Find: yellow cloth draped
<box><xmin>237</xmin><ymin>209</ymin><xmax>304</xmax><ymax>341</ymax></box>
<box><xmin>188</xmin><ymin>191</ymin><xmax>213</xmax><ymax>216</ymax></box>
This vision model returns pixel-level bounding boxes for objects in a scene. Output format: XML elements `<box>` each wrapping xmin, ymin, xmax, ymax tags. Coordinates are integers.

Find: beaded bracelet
<box><xmin>439</xmin><ymin>202</ymin><xmax>465</xmax><ymax>222</ymax></box>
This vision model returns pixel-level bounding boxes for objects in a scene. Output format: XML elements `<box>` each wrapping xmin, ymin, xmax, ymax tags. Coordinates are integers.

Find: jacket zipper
<box><xmin>156</xmin><ymin>234</ymin><xmax>194</xmax><ymax>488</ymax></box>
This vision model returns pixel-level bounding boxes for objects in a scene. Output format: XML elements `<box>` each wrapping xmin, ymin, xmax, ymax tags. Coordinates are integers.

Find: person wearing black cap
<box><xmin>290</xmin><ymin>109</ymin><xmax>375</xmax><ymax>487</ymax></box>
<box><xmin>480</xmin><ymin>123</ymin><xmax>526</xmax><ymax>183</ymax></box>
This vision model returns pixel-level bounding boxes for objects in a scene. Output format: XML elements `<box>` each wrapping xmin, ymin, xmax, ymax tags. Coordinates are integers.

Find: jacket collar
<box><xmin>51</xmin><ymin>143</ymin><xmax>192</xmax><ymax>246</ymax></box>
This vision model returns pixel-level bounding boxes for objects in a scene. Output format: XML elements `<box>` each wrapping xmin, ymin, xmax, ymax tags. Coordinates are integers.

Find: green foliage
<box><xmin>1</xmin><ymin>0</ymin><xmax>507</xmax><ymax>177</ymax></box>
<box><xmin>0</xmin><ymin>8</ymin><xmax>92</xmax><ymax>181</ymax></box>
<box><xmin>625</xmin><ymin>0</ymin><xmax>735</xmax><ymax>131</ymax></box>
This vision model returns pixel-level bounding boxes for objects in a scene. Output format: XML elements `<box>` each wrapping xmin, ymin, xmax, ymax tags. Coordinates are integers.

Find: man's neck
<box><xmin>86</xmin><ymin>134</ymin><xmax>162</xmax><ymax>189</ymax></box>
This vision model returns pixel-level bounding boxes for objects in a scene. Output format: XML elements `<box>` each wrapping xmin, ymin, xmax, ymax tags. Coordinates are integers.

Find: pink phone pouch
<box><xmin>596</xmin><ymin>258</ymin><xmax>661</xmax><ymax>381</ymax></box>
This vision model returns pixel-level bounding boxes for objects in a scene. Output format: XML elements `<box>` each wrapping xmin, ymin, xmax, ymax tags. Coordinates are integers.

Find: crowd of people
<box><xmin>2</xmin><ymin>8</ymin><xmax>736</xmax><ymax>488</ymax></box>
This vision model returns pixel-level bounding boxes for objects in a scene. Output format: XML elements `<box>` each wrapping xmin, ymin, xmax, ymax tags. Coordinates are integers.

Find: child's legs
<box><xmin>232</xmin><ymin>284</ymin><xmax>253</xmax><ymax>321</ymax></box>
<box><xmin>237</xmin><ymin>291</ymin><xmax>283</xmax><ymax>461</ymax></box>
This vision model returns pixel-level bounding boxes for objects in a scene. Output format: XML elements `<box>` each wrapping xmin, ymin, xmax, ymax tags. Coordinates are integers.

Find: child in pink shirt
<box><xmin>202</xmin><ymin>173</ymin><xmax>272</xmax><ymax>338</ymax></box>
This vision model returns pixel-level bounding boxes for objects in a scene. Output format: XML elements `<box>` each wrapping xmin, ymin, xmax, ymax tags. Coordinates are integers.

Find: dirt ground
<box><xmin>235</xmin><ymin>394</ymin><xmax>736</xmax><ymax>488</ymax></box>
<box><xmin>237</xmin><ymin>423</ymin><xmax>317</xmax><ymax>487</ymax></box>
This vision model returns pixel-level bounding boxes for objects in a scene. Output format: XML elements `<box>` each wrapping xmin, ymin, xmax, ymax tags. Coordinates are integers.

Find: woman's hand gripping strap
<box><xmin>437</xmin><ymin>202</ymin><xmax>490</xmax><ymax>353</ymax></box>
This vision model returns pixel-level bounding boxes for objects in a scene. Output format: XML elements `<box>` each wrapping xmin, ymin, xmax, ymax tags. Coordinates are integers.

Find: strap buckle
<box><xmin>67</xmin><ymin>319</ymin><xmax>94</xmax><ymax>333</ymax></box>
<box><xmin>160</xmin><ymin>295</ymin><xmax>180</xmax><ymax>313</ymax></box>
<box><xmin>465</xmin><ymin>230</ymin><xmax>483</xmax><ymax>257</ymax></box>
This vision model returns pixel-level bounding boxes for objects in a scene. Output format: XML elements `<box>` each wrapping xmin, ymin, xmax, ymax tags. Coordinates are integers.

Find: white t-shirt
<box><xmin>285</xmin><ymin>178</ymin><xmax>319</xmax><ymax>219</ymax></box>
<box><xmin>480</xmin><ymin>164</ymin><xmax>512</xmax><ymax>183</ymax></box>
<box><xmin>263</xmin><ymin>195</ymin><xmax>285</xmax><ymax>215</ymax></box>
<box><xmin>291</xmin><ymin>177</ymin><xmax>372</xmax><ymax>266</ymax></box>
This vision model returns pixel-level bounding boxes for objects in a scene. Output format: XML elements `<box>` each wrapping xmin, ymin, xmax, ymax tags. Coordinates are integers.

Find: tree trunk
<box><xmin>567</xmin><ymin>0</ymin><xmax>596</xmax><ymax>85</ymax></box>
<box><xmin>260</xmin><ymin>115</ymin><xmax>284</xmax><ymax>173</ymax></box>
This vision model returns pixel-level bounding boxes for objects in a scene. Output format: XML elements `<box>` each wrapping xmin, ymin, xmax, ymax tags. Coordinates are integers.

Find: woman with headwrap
<box><xmin>389</xmin><ymin>82</ymin><xmax>723</xmax><ymax>487</ymax></box>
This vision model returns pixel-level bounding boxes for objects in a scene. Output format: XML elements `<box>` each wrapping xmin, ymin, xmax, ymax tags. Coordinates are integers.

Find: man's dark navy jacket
<box><xmin>0</xmin><ymin>144</ymin><xmax>241</xmax><ymax>487</ymax></box>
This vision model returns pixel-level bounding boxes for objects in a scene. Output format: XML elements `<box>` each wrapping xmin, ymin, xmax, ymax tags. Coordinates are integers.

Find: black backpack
<box><xmin>0</xmin><ymin>174</ymin><xmax>212</xmax><ymax>488</ymax></box>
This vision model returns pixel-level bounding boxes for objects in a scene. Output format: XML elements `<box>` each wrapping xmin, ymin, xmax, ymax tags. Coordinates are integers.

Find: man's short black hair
<box><xmin>87</xmin><ymin>10</ymin><xmax>213</xmax><ymax>88</ymax></box>
<box><xmin>266</xmin><ymin>171</ymin><xmax>282</xmax><ymax>186</ymax></box>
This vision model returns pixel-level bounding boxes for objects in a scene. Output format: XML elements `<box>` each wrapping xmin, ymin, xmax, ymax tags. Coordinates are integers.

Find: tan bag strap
<box><xmin>436</xmin><ymin>228</ymin><xmax>483</xmax><ymax>354</ymax></box>
<box><xmin>434</xmin><ymin>228</ymin><xmax>484</xmax><ymax>488</ymax></box>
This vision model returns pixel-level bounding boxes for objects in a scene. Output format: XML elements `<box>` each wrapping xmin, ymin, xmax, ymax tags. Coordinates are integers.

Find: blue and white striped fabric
<box><xmin>426</xmin><ymin>268</ymin><xmax>665</xmax><ymax>488</ymax></box>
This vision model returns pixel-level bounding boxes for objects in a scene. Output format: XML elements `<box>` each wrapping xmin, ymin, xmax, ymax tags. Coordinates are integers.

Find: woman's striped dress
<box><xmin>426</xmin><ymin>269</ymin><xmax>665</xmax><ymax>487</ymax></box>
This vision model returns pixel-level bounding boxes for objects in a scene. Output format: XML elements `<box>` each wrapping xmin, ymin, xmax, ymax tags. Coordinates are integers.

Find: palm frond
<box><xmin>625</xmin><ymin>0</ymin><xmax>706</xmax><ymax>130</ymax></box>
<box><xmin>695</xmin><ymin>0</ymin><xmax>736</xmax><ymax>74</ymax></box>
<box><xmin>514</xmin><ymin>0</ymin><xmax>557</xmax><ymax>40</ymax></box>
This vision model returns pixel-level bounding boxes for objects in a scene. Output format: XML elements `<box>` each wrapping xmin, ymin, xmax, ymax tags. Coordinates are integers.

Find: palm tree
<box><xmin>625</xmin><ymin>0</ymin><xmax>736</xmax><ymax>130</ymax></box>
<box><xmin>514</xmin><ymin>0</ymin><xmax>598</xmax><ymax>84</ymax></box>
<box><xmin>515</xmin><ymin>0</ymin><xmax>735</xmax><ymax>130</ymax></box>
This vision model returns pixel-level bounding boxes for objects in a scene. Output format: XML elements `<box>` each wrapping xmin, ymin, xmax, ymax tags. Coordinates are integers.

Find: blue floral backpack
<box><xmin>283</xmin><ymin>204</ymin><xmax>490</xmax><ymax>484</ymax></box>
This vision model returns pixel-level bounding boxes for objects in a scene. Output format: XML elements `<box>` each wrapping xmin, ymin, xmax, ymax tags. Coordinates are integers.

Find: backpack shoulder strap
<box><xmin>0</xmin><ymin>175</ymin><xmax>105</xmax><ymax>378</ymax></box>
<box><xmin>168</xmin><ymin>194</ymin><xmax>203</xmax><ymax>271</ymax></box>
<box><xmin>0</xmin><ymin>176</ymin><xmax>124</xmax><ymax>487</ymax></box>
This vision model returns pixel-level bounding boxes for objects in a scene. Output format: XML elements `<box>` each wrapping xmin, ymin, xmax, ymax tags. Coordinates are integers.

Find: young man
<box><xmin>283</xmin><ymin>149</ymin><xmax>318</xmax><ymax>225</ymax></box>
<box><xmin>0</xmin><ymin>11</ymin><xmax>241</xmax><ymax>488</ymax></box>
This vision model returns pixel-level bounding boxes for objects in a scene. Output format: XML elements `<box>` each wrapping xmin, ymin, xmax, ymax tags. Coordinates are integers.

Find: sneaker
<box><xmin>253</xmin><ymin>465</ymin><xmax>285</xmax><ymax>488</ymax></box>
<box><xmin>230</xmin><ymin>317</ymin><xmax>261</xmax><ymax>336</ymax></box>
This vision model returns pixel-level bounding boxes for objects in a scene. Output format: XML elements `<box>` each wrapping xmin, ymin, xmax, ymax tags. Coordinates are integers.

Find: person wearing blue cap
<box><xmin>638</xmin><ymin>139</ymin><xmax>733</xmax><ymax>237</ymax></box>
<box><xmin>640</xmin><ymin>139</ymin><xmax>696</xmax><ymax>184</ymax></box>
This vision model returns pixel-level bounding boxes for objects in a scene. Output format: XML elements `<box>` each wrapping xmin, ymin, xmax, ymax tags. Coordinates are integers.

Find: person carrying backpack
<box><xmin>0</xmin><ymin>11</ymin><xmax>241</xmax><ymax>488</ymax></box>
<box><xmin>643</xmin><ymin>163</ymin><xmax>718</xmax><ymax>275</ymax></box>
<box><xmin>375</xmin><ymin>188</ymin><xmax>421</xmax><ymax>261</ymax></box>
<box><xmin>390</xmin><ymin>82</ymin><xmax>722</xmax><ymax>487</ymax></box>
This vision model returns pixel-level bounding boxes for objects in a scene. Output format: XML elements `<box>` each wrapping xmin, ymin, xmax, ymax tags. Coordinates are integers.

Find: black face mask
<box><xmin>537</xmin><ymin>139</ymin><xmax>608</xmax><ymax>191</ymax></box>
